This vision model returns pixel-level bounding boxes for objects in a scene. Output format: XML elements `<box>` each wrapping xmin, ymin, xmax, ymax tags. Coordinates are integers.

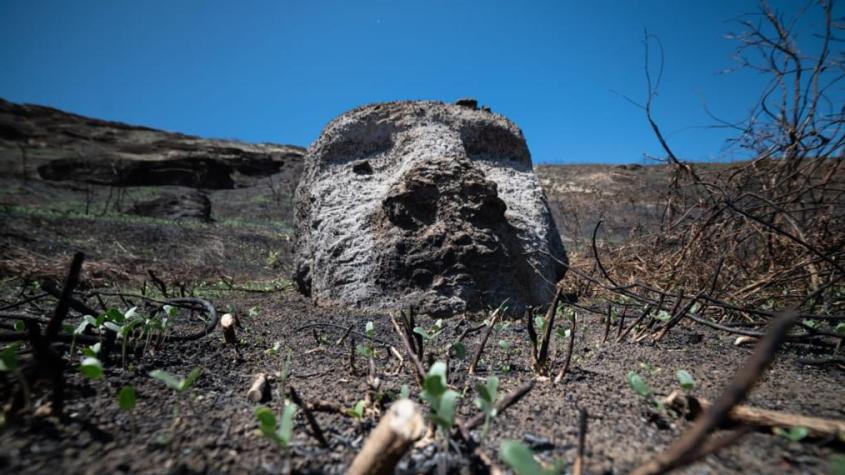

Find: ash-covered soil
<box><xmin>0</xmin><ymin>100</ymin><xmax>843</xmax><ymax>474</ymax></box>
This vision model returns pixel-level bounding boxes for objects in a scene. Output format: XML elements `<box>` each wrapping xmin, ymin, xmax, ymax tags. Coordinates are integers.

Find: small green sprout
<box><xmin>117</xmin><ymin>385</ymin><xmax>137</xmax><ymax>411</ymax></box>
<box><xmin>474</xmin><ymin>375</ymin><xmax>498</xmax><ymax>440</ymax></box>
<box><xmin>675</xmin><ymin>370</ymin><xmax>695</xmax><ymax>391</ymax></box>
<box><xmin>413</xmin><ymin>319</ymin><xmax>445</xmax><ymax>344</ymax></box>
<box><xmin>835</xmin><ymin>322</ymin><xmax>845</xmax><ymax>335</ymax></box>
<box><xmin>0</xmin><ymin>344</ymin><xmax>19</xmax><ymax>372</ymax></box>
<box><xmin>149</xmin><ymin>367</ymin><xmax>202</xmax><ymax>393</ymax></box>
<box><xmin>356</xmin><ymin>321</ymin><xmax>377</xmax><ymax>358</ymax></box>
<box><xmin>266</xmin><ymin>341</ymin><xmax>282</xmax><ymax>355</ymax></box>
<box><xmin>450</xmin><ymin>341</ymin><xmax>466</xmax><ymax>360</ymax></box>
<box><xmin>626</xmin><ymin>371</ymin><xmax>652</xmax><ymax>398</ymax></box>
<box><xmin>499</xmin><ymin>440</ymin><xmax>564</xmax><ymax>475</ymax></box>
<box><xmin>79</xmin><ymin>357</ymin><xmax>104</xmax><ymax>380</ymax></box>
<box><xmin>399</xmin><ymin>384</ymin><xmax>410</xmax><ymax>400</ymax></box>
<box><xmin>421</xmin><ymin>362</ymin><xmax>459</xmax><ymax>432</ymax></box>
<box><xmin>774</xmin><ymin>426</ymin><xmax>809</xmax><ymax>442</ymax></box>
<box><xmin>654</xmin><ymin>310</ymin><xmax>672</xmax><ymax>322</ymax></box>
<box><xmin>82</xmin><ymin>342</ymin><xmax>101</xmax><ymax>357</ymax></box>
<box><xmin>248</xmin><ymin>306</ymin><xmax>261</xmax><ymax>318</ymax></box>
<box><xmin>346</xmin><ymin>400</ymin><xmax>365</xmax><ymax>419</ymax></box>
<box><xmin>255</xmin><ymin>403</ymin><xmax>298</xmax><ymax>448</ymax></box>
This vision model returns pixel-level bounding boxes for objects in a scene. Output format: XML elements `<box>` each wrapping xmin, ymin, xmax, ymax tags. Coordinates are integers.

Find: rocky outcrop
<box><xmin>293</xmin><ymin>101</ymin><xmax>566</xmax><ymax>316</ymax></box>
<box><xmin>0</xmin><ymin>98</ymin><xmax>305</xmax><ymax>189</ymax></box>
<box><xmin>127</xmin><ymin>191</ymin><xmax>212</xmax><ymax>222</ymax></box>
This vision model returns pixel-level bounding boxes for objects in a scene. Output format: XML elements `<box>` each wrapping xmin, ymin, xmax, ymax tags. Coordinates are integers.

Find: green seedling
<box><xmin>248</xmin><ymin>306</ymin><xmax>261</xmax><ymax>318</ymax></box>
<box><xmin>499</xmin><ymin>440</ymin><xmax>564</xmax><ymax>475</ymax></box>
<box><xmin>266</xmin><ymin>341</ymin><xmax>282</xmax><ymax>355</ymax></box>
<box><xmin>356</xmin><ymin>321</ymin><xmax>377</xmax><ymax>358</ymax></box>
<box><xmin>2</xmin><ymin>343</ymin><xmax>30</xmax><ymax>407</ymax></box>
<box><xmin>346</xmin><ymin>400</ymin><xmax>365</xmax><ymax>419</ymax></box>
<box><xmin>774</xmin><ymin>426</ymin><xmax>809</xmax><ymax>442</ymax></box>
<box><xmin>149</xmin><ymin>367</ymin><xmax>202</xmax><ymax>393</ymax></box>
<box><xmin>0</xmin><ymin>343</ymin><xmax>18</xmax><ymax>372</ymax></box>
<box><xmin>413</xmin><ymin>319</ymin><xmax>445</xmax><ymax>345</ymax></box>
<box><xmin>626</xmin><ymin>370</ymin><xmax>663</xmax><ymax>410</ymax></box>
<box><xmin>255</xmin><ymin>403</ymin><xmax>298</xmax><ymax>449</ymax></box>
<box><xmin>82</xmin><ymin>342</ymin><xmax>101</xmax><ymax>357</ymax></box>
<box><xmin>835</xmin><ymin>323</ymin><xmax>845</xmax><ymax>335</ymax></box>
<box><xmin>450</xmin><ymin>341</ymin><xmax>466</xmax><ymax>360</ymax></box>
<box><xmin>654</xmin><ymin>310</ymin><xmax>672</xmax><ymax>322</ymax></box>
<box><xmin>399</xmin><ymin>384</ymin><xmax>410</xmax><ymax>400</ymax></box>
<box><xmin>474</xmin><ymin>375</ymin><xmax>498</xmax><ymax>440</ymax></box>
<box><xmin>626</xmin><ymin>371</ymin><xmax>652</xmax><ymax>397</ymax></box>
<box><xmin>79</xmin><ymin>356</ymin><xmax>104</xmax><ymax>380</ymax></box>
<box><xmin>675</xmin><ymin>369</ymin><xmax>695</xmax><ymax>391</ymax></box>
<box><xmin>421</xmin><ymin>362</ymin><xmax>459</xmax><ymax>433</ymax></box>
<box><xmin>117</xmin><ymin>385</ymin><xmax>137</xmax><ymax>411</ymax></box>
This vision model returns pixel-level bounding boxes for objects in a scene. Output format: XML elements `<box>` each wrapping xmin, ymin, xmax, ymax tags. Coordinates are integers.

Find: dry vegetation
<box><xmin>0</xmin><ymin>2</ymin><xmax>843</xmax><ymax>475</ymax></box>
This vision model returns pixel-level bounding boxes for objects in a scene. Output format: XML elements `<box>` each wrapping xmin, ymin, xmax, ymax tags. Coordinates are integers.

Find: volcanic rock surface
<box><xmin>293</xmin><ymin>100</ymin><xmax>567</xmax><ymax>316</ymax></box>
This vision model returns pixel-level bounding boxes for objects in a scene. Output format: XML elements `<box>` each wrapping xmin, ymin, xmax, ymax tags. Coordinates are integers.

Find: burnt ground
<box><xmin>0</xmin><ymin>101</ymin><xmax>844</xmax><ymax>474</ymax></box>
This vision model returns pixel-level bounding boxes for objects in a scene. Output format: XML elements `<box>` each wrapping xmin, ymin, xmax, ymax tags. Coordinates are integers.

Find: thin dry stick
<box><xmin>288</xmin><ymin>385</ymin><xmax>329</xmax><ymax>448</ymax></box>
<box><xmin>573</xmin><ymin>408</ymin><xmax>588</xmax><ymax>475</ymax></box>
<box><xmin>468</xmin><ymin>309</ymin><xmax>501</xmax><ymax>375</ymax></box>
<box><xmin>464</xmin><ymin>381</ymin><xmax>535</xmax><ymax>431</ymax></box>
<box><xmin>535</xmin><ymin>286</ymin><xmax>563</xmax><ymax>374</ymax></box>
<box><xmin>602</xmin><ymin>303</ymin><xmax>612</xmax><ymax>344</ymax></box>
<box><xmin>526</xmin><ymin>307</ymin><xmax>539</xmax><ymax>360</ymax></box>
<box><xmin>662</xmin><ymin>391</ymin><xmax>845</xmax><ymax>440</ymax></box>
<box><xmin>553</xmin><ymin>311</ymin><xmax>576</xmax><ymax>384</ymax></box>
<box><xmin>389</xmin><ymin>313</ymin><xmax>426</xmax><ymax>386</ymax></box>
<box><xmin>629</xmin><ymin>310</ymin><xmax>798</xmax><ymax>475</ymax></box>
<box><xmin>618</xmin><ymin>305</ymin><xmax>651</xmax><ymax>343</ymax></box>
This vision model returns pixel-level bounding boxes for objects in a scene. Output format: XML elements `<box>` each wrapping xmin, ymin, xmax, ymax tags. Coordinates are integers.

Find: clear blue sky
<box><xmin>0</xmin><ymin>1</ymin><xmax>836</xmax><ymax>164</ymax></box>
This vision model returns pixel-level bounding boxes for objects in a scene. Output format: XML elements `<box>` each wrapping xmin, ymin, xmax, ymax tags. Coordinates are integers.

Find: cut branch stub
<box><xmin>347</xmin><ymin>399</ymin><xmax>425</xmax><ymax>475</ymax></box>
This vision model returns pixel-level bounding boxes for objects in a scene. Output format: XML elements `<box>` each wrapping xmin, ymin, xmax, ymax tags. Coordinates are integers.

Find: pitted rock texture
<box><xmin>293</xmin><ymin>101</ymin><xmax>566</xmax><ymax>316</ymax></box>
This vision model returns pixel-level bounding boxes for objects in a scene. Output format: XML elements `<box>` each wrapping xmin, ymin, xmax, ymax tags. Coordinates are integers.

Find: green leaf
<box><xmin>626</xmin><ymin>371</ymin><xmax>652</xmax><ymax>398</ymax></box>
<box><xmin>278</xmin><ymin>403</ymin><xmax>297</xmax><ymax>446</ymax></box>
<box><xmin>435</xmin><ymin>389</ymin><xmax>459</xmax><ymax>429</ymax></box>
<box><xmin>676</xmin><ymin>370</ymin><xmax>695</xmax><ymax>391</ymax></box>
<box><xmin>774</xmin><ymin>426</ymin><xmax>809</xmax><ymax>442</ymax></box>
<box><xmin>422</xmin><ymin>362</ymin><xmax>448</xmax><ymax>397</ymax></box>
<box><xmin>474</xmin><ymin>375</ymin><xmax>499</xmax><ymax>416</ymax></box>
<box><xmin>834</xmin><ymin>323</ymin><xmax>845</xmax><ymax>336</ymax></box>
<box><xmin>149</xmin><ymin>369</ymin><xmax>182</xmax><ymax>391</ymax></box>
<box><xmin>399</xmin><ymin>384</ymin><xmax>410</xmax><ymax>400</ymax></box>
<box><xmin>117</xmin><ymin>385</ymin><xmax>137</xmax><ymax>411</ymax></box>
<box><xmin>255</xmin><ymin>406</ymin><xmax>278</xmax><ymax>439</ymax></box>
<box><xmin>346</xmin><ymin>400</ymin><xmax>366</xmax><ymax>418</ymax></box>
<box><xmin>534</xmin><ymin>316</ymin><xmax>546</xmax><ymax>332</ymax></box>
<box><xmin>180</xmin><ymin>367</ymin><xmax>202</xmax><ymax>392</ymax></box>
<box><xmin>162</xmin><ymin>305</ymin><xmax>178</xmax><ymax>318</ymax></box>
<box><xmin>103</xmin><ymin>308</ymin><xmax>124</xmax><ymax>324</ymax></box>
<box><xmin>0</xmin><ymin>344</ymin><xmax>19</xmax><ymax>372</ymax></box>
<box><xmin>356</xmin><ymin>344</ymin><xmax>375</xmax><ymax>358</ymax></box>
<box><xmin>830</xmin><ymin>454</ymin><xmax>845</xmax><ymax>475</ymax></box>
<box><xmin>655</xmin><ymin>310</ymin><xmax>671</xmax><ymax>322</ymax></box>
<box><xmin>80</xmin><ymin>357</ymin><xmax>104</xmax><ymax>380</ymax></box>
<box><xmin>13</xmin><ymin>321</ymin><xmax>25</xmax><ymax>332</ymax></box>
<box><xmin>82</xmin><ymin>342</ymin><xmax>101</xmax><ymax>357</ymax></box>
<box><xmin>451</xmin><ymin>341</ymin><xmax>466</xmax><ymax>360</ymax></box>
<box><xmin>498</xmin><ymin>339</ymin><xmax>509</xmax><ymax>350</ymax></box>
<box><xmin>499</xmin><ymin>440</ymin><xmax>544</xmax><ymax>475</ymax></box>
<box><xmin>365</xmin><ymin>321</ymin><xmax>374</xmax><ymax>338</ymax></box>
<box><xmin>413</xmin><ymin>326</ymin><xmax>430</xmax><ymax>341</ymax></box>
